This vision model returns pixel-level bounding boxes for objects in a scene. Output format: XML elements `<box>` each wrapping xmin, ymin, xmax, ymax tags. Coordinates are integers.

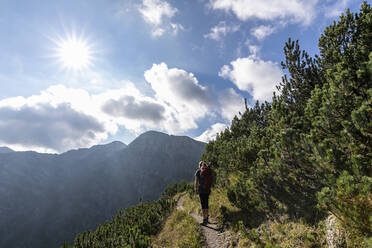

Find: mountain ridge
<box><xmin>0</xmin><ymin>146</ymin><xmax>14</xmax><ymax>153</ymax></box>
<box><xmin>0</xmin><ymin>130</ymin><xmax>205</xmax><ymax>248</ymax></box>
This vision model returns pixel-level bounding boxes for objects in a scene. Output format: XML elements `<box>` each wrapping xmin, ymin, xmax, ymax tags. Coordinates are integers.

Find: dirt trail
<box><xmin>177</xmin><ymin>194</ymin><xmax>232</xmax><ymax>248</ymax></box>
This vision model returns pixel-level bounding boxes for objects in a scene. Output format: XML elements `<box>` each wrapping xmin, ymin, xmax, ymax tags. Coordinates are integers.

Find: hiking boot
<box><xmin>201</xmin><ymin>218</ymin><xmax>208</xmax><ymax>226</ymax></box>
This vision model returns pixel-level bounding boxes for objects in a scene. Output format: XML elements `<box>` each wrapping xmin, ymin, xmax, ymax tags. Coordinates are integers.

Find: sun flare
<box><xmin>54</xmin><ymin>33</ymin><xmax>94</xmax><ymax>71</ymax></box>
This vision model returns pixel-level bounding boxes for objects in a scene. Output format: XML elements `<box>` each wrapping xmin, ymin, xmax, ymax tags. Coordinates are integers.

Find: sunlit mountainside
<box><xmin>0</xmin><ymin>131</ymin><xmax>205</xmax><ymax>248</ymax></box>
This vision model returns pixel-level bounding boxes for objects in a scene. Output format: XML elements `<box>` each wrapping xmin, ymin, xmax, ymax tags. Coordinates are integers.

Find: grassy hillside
<box><xmin>159</xmin><ymin>187</ymin><xmax>326</xmax><ymax>248</ymax></box>
<box><xmin>179</xmin><ymin>188</ymin><xmax>328</xmax><ymax>248</ymax></box>
<box><xmin>152</xmin><ymin>193</ymin><xmax>204</xmax><ymax>248</ymax></box>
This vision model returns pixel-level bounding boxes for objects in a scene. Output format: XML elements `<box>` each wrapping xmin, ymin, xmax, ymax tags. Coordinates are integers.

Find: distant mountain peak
<box><xmin>136</xmin><ymin>130</ymin><xmax>203</xmax><ymax>142</ymax></box>
<box><xmin>126</xmin><ymin>130</ymin><xmax>206</xmax><ymax>157</ymax></box>
<box><xmin>89</xmin><ymin>141</ymin><xmax>127</xmax><ymax>152</ymax></box>
<box><xmin>95</xmin><ymin>140</ymin><xmax>126</xmax><ymax>148</ymax></box>
<box><xmin>108</xmin><ymin>141</ymin><xmax>127</xmax><ymax>146</ymax></box>
<box><xmin>0</xmin><ymin>147</ymin><xmax>14</xmax><ymax>153</ymax></box>
<box><xmin>140</xmin><ymin>130</ymin><xmax>169</xmax><ymax>137</ymax></box>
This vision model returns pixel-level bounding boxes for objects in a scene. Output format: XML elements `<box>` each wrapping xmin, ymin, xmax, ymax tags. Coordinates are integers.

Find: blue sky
<box><xmin>0</xmin><ymin>0</ymin><xmax>364</xmax><ymax>153</ymax></box>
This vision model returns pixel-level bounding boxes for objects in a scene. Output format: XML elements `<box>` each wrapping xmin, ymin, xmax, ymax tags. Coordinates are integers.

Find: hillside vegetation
<box><xmin>61</xmin><ymin>181</ymin><xmax>191</xmax><ymax>248</ymax></box>
<box><xmin>62</xmin><ymin>3</ymin><xmax>371</xmax><ymax>247</ymax></box>
<box><xmin>200</xmin><ymin>2</ymin><xmax>371</xmax><ymax>247</ymax></box>
<box><xmin>172</xmin><ymin>189</ymin><xmax>327</xmax><ymax>247</ymax></box>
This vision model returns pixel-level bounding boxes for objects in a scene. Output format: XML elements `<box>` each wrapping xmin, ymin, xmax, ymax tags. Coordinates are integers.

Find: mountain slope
<box><xmin>119</xmin><ymin>131</ymin><xmax>206</xmax><ymax>199</ymax></box>
<box><xmin>0</xmin><ymin>131</ymin><xmax>205</xmax><ymax>248</ymax></box>
<box><xmin>0</xmin><ymin>146</ymin><xmax>14</xmax><ymax>153</ymax></box>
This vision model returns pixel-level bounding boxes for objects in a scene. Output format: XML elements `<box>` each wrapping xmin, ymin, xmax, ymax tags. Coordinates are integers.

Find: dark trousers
<box><xmin>199</xmin><ymin>192</ymin><xmax>210</xmax><ymax>209</ymax></box>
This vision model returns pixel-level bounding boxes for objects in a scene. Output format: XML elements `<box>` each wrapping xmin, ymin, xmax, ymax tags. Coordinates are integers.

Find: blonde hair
<box><xmin>199</xmin><ymin>161</ymin><xmax>206</xmax><ymax>167</ymax></box>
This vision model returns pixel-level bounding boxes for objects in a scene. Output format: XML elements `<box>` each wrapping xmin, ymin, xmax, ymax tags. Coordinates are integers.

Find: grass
<box><xmin>182</xmin><ymin>188</ymin><xmax>240</xmax><ymax>226</ymax></box>
<box><xmin>152</xmin><ymin>194</ymin><xmax>204</xmax><ymax>248</ymax></box>
<box><xmin>186</xmin><ymin>187</ymin><xmax>328</xmax><ymax>248</ymax></box>
<box><xmin>235</xmin><ymin>220</ymin><xmax>327</xmax><ymax>248</ymax></box>
<box><xmin>154</xmin><ymin>186</ymin><xmax>330</xmax><ymax>248</ymax></box>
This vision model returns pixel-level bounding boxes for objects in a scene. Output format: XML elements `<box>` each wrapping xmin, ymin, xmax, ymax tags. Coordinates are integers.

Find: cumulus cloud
<box><xmin>152</xmin><ymin>28</ymin><xmax>166</xmax><ymax>37</ymax></box>
<box><xmin>0</xmin><ymin>100</ymin><xmax>106</xmax><ymax>153</ymax></box>
<box><xmin>96</xmin><ymin>82</ymin><xmax>170</xmax><ymax>133</ymax></box>
<box><xmin>195</xmin><ymin>123</ymin><xmax>227</xmax><ymax>142</ymax></box>
<box><xmin>204</xmin><ymin>21</ymin><xmax>240</xmax><ymax>41</ymax></box>
<box><xmin>251</xmin><ymin>25</ymin><xmax>276</xmax><ymax>40</ymax></box>
<box><xmin>0</xmin><ymin>62</ymin><xmax>223</xmax><ymax>152</ymax></box>
<box><xmin>102</xmin><ymin>96</ymin><xmax>165</xmax><ymax>122</ymax></box>
<box><xmin>209</xmin><ymin>0</ymin><xmax>317</xmax><ymax>25</ymax></box>
<box><xmin>245</xmin><ymin>40</ymin><xmax>261</xmax><ymax>56</ymax></box>
<box><xmin>0</xmin><ymin>62</ymin><xmax>252</xmax><ymax>152</ymax></box>
<box><xmin>248</xmin><ymin>45</ymin><xmax>260</xmax><ymax>55</ymax></box>
<box><xmin>0</xmin><ymin>83</ymin><xmax>160</xmax><ymax>153</ymax></box>
<box><xmin>219</xmin><ymin>88</ymin><xmax>246</xmax><ymax>121</ymax></box>
<box><xmin>139</xmin><ymin>0</ymin><xmax>176</xmax><ymax>25</ymax></box>
<box><xmin>144</xmin><ymin>63</ymin><xmax>217</xmax><ymax>132</ymax></box>
<box><xmin>219</xmin><ymin>56</ymin><xmax>282</xmax><ymax>102</ymax></box>
<box><xmin>144</xmin><ymin>63</ymin><xmax>214</xmax><ymax>108</ymax></box>
<box><xmin>138</xmin><ymin>0</ymin><xmax>183</xmax><ymax>37</ymax></box>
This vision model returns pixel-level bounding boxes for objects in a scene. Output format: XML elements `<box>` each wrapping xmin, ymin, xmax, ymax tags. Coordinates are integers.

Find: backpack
<box><xmin>199</xmin><ymin>166</ymin><xmax>213</xmax><ymax>192</ymax></box>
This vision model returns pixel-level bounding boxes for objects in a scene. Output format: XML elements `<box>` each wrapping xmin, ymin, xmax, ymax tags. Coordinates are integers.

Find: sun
<box><xmin>53</xmin><ymin>33</ymin><xmax>95</xmax><ymax>71</ymax></box>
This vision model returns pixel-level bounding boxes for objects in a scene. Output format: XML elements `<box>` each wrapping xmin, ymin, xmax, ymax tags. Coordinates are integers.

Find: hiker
<box><xmin>194</xmin><ymin>161</ymin><xmax>213</xmax><ymax>225</ymax></box>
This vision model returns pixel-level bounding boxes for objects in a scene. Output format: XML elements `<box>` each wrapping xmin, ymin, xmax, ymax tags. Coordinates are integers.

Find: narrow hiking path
<box><xmin>176</xmin><ymin>194</ymin><xmax>232</xmax><ymax>248</ymax></box>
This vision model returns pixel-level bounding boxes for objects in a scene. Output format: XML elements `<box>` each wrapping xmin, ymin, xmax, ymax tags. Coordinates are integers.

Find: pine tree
<box><xmin>249</xmin><ymin>38</ymin><xmax>325</xmax><ymax>222</ymax></box>
<box><xmin>306</xmin><ymin>2</ymin><xmax>372</xmax><ymax>238</ymax></box>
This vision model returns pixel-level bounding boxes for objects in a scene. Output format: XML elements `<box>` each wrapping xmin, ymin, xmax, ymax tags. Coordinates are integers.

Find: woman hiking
<box><xmin>194</xmin><ymin>161</ymin><xmax>213</xmax><ymax>225</ymax></box>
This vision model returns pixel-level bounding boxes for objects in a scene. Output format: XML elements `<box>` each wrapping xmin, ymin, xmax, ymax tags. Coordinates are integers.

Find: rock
<box><xmin>326</xmin><ymin>214</ymin><xmax>346</xmax><ymax>248</ymax></box>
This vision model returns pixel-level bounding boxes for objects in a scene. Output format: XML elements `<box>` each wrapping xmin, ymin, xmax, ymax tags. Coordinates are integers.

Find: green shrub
<box><xmin>62</xmin><ymin>181</ymin><xmax>189</xmax><ymax>248</ymax></box>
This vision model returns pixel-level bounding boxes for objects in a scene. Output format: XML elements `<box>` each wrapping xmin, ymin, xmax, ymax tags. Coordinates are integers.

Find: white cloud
<box><xmin>144</xmin><ymin>63</ymin><xmax>214</xmax><ymax>108</ymax></box>
<box><xmin>218</xmin><ymin>88</ymin><xmax>246</xmax><ymax>121</ymax></box>
<box><xmin>204</xmin><ymin>21</ymin><xmax>240</xmax><ymax>41</ymax></box>
<box><xmin>96</xmin><ymin>82</ymin><xmax>169</xmax><ymax>133</ymax></box>
<box><xmin>0</xmin><ymin>64</ymin><xmax>252</xmax><ymax>152</ymax></box>
<box><xmin>0</xmin><ymin>104</ymin><xmax>105</xmax><ymax>153</ymax></box>
<box><xmin>195</xmin><ymin>123</ymin><xmax>227</xmax><ymax>142</ymax></box>
<box><xmin>170</xmin><ymin>23</ymin><xmax>185</xmax><ymax>35</ymax></box>
<box><xmin>245</xmin><ymin>40</ymin><xmax>261</xmax><ymax>55</ymax></box>
<box><xmin>210</xmin><ymin>0</ymin><xmax>318</xmax><ymax>25</ymax></box>
<box><xmin>248</xmin><ymin>45</ymin><xmax>260</xmax><ymax>55</ymax></box>
<box><xmin>152</xmin><ymin>28</ymin><xmax>166</xmax><ymax>37</ymax></box>
<box><xmin>138</xmin><ymin>0</ymin><xmax>182</xmax><ymax>37</ymax></box>
<box><xmin>219</xmin><ymin>56</ymin><xmax>282</xmax><ymax>102</ymax></box>
<box><xmin>251</xmin><ymin>25</ymin><xmax>275</xmax><ymax>40</ymax></box>
<box><xmin>144</xmin><ymin>63</ymin><xmax>216</xmax><ymax>132</ymax></box>
<box><xmin>139</xmin><ymin>0</ymin><xmax>177</xmax><ymax>25</ymax></box>
<box><xmin>0</xmin><ymin>85</ymin><xmax>114</xmax><ymax>153</ymax></box>
<box><xmin>102</xmin><ymin>96</ymin><xmax>166</xmax><ymax>122</ymax></box>
<box><xmin>323</xmin><ymin>0</ymin><xmax>351</xmax><ymax>18</ymax></box>
<box><xmin>0</xmin><ymin>82</ymin><xmax>179</xmax><ymax>153</ymax></box>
